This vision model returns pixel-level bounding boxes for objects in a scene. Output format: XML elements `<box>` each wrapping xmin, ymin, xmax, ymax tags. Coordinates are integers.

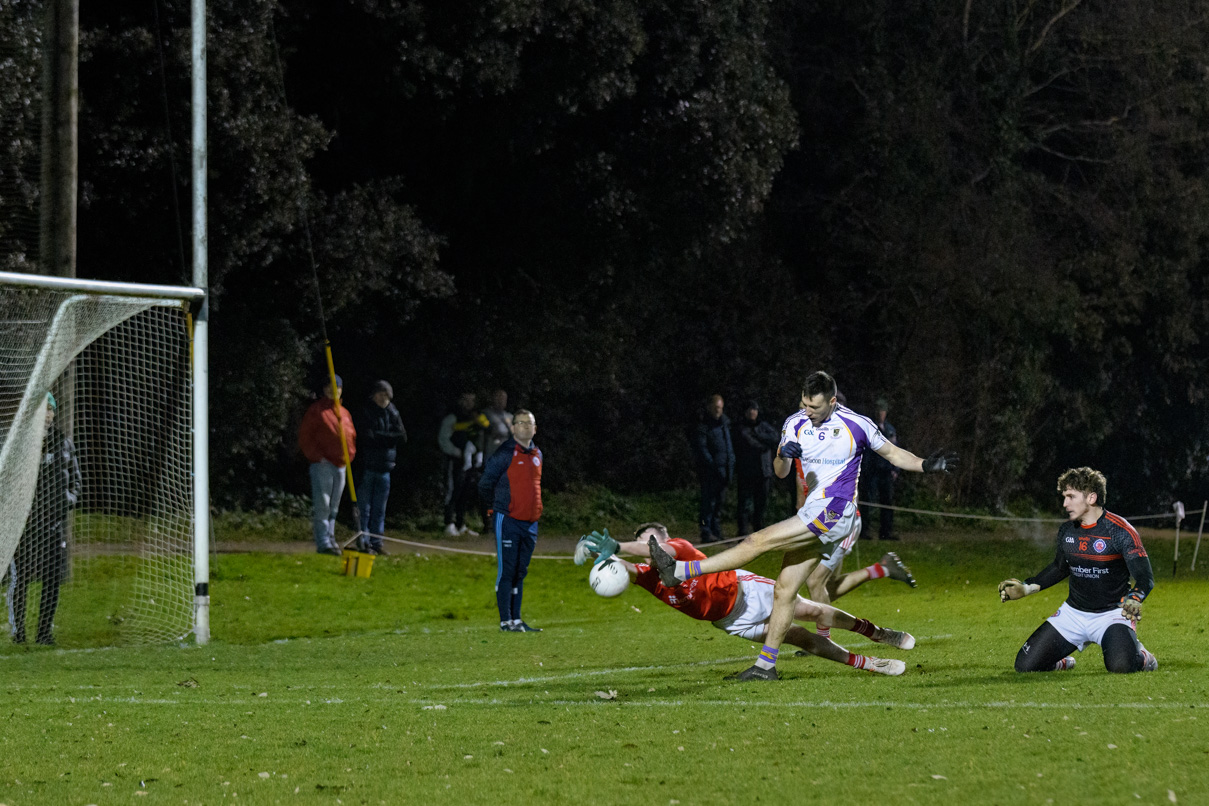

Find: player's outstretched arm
<box><xmin>615</xmin><ymin>540</ymin><xmax>652</xmax><ymax>557</ymax></box>
<box><xmin>874</xmin><ymin>442</ymin><xmax>958</xmax><ymax>474</ymax></box>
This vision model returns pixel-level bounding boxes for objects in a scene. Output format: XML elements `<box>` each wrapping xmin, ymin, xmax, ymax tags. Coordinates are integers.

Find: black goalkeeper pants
<box><xmin>8</xmin><ymin>553</ymin><xmax>64</xmax><ymax>644</ymax></box>
<box><xmin>1014</xmin><ymin>620</ymin><xmax>1145</xmax><ymax>674</ymax></box>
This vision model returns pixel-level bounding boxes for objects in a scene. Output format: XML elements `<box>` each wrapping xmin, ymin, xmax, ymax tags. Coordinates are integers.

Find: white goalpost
<box><xmin>0</xmin><ymin>270</ymin><xmax>209</xmax><ymax>646</ymax></box>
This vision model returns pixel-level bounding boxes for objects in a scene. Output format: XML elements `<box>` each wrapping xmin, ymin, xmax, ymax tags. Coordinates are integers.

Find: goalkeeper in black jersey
<box><xmin>998</xmin><ymin>467</ymin><xmax>1157</xmax><ymax>674</ymax></box>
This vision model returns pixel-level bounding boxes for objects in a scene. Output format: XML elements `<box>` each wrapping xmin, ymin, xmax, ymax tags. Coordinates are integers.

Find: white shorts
<box><xmin>795</xmin><ymin>499</ymin><xmax>859</xmax><ymax>572</ymax></box>
<box><xmin>1046</xmin><ymin>602</ymin><xmax>1137</xmax><ymax>651</ymax></box>
<box><xmin>711</xmin><ymin>571</ymin><xmax>810</xmax><ymax>642</ymax></box>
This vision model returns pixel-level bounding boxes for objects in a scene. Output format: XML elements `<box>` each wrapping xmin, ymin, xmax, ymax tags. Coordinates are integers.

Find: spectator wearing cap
<box><xmin>352</xmin><ymin>380</ymin><xmax>406</xmax><ymax>554</ymax></box>
<box><xmin>863</xmin><ymin>397</ymin><xmax>899</xmax><ymax>541</ymax></box>
<box><xmin>732</xmin><ymin>399</ymin><xmax>780</xmax><ymax>535</ymax></box>
<box><xmin>299</xmin><ymin>375</ymin><xmax>357</xmax><ymax>555</ymax></box>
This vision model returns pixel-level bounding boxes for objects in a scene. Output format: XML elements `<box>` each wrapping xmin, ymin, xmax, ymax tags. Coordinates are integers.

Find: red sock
<box><xmin>865</xmin><ymin>563</ymin><xmax>887</xmax><ymax>579</ymax></box>
<box><xmin>846</xmin><ymin>653</ymin><xmax>868</xmax><ymax>670</ymax></box>
<box><xmin>850</xmin><ymin>618</ymin><xmax>877</xmax><ymax>638</ymax></box>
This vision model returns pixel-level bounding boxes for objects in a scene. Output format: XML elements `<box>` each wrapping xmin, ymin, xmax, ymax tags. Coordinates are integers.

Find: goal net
<box><xmin>0</xmin><ymin>273</ymin><xmax>204</xmax><ymax>646</ymax></box>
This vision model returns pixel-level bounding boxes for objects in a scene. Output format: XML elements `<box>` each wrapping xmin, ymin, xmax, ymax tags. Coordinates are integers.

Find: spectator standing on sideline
<box><xmin>690</xmin><ymin>394</ymin><xmax>735</xmax><ymax>542</ymax></box>
<box><xmin>733</xmin><ymin>400</ymin><xmax>780</xmax><ymax>535</ymax></box>
<box><xmin>483</xmin><ymin>389</ymin><xmax>513</xmax><ymax>458</ymax></box>
<box><xmin>438</xmin><ymin>392</ymin><xmax>489</xmax><ymax>537</ymax></box>
<box><xmin>9</xmin><ymin>393</ymin><xmax>80</xmax><ymax>645</ymax></box>
<box><xmin>353</xmin><ymin>380</ymin><xmax>406</xmax><ymax>554</ymax></box>
<box><xmin>863</xmin><ymin>398</ymin><xmax>899</xmax><ymax>541</ymax></box>
<box><xmin>299</xmin><ymin>376</ymin><xmax>357</xmax><ymax>555</ymax></box>
<box><xmin>479</xmin><ymin>409</ymin><xmax>544</xmax><ymax>632</ymax></box>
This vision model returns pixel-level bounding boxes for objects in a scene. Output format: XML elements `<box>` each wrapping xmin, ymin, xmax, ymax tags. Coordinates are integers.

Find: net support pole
<box><xmin>191</xmin><ymin>0</ymin><xmax>210</xmax><ymax>645</ymax></box>
<box><xmin>1191</xmin><ymin>501</ymin><xmax>1207</xmax><ymax>572</ymax></box>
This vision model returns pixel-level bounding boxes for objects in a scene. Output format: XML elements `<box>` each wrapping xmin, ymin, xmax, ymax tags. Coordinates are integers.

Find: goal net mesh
<box><xmin>0</xmin><ymin>284</ymin><xmax>195</xmax><ymax>646</ymax></box>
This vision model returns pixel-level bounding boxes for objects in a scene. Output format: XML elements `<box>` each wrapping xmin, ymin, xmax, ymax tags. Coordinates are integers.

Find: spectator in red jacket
<box><xmin>299</xmin><ymin>375</ymin><xmax>357</xmax><ymax>555</ymax></box>
<box><xmin>479</xmin><ymin>408</ymin><xmax>543</xmax><ymax>632</ymax></box>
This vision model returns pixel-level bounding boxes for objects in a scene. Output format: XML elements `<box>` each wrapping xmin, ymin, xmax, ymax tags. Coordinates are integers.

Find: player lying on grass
<box><xmin>648</xmin><ymin>371</ymin><xmax>954</xmax><ymax>680</ymax></box>
<box><xmin>577</xmin><ymin>523</ymin><xmax>916</xmax><ymax>677</ymax></box>
<box><xmin>999</xmin><ymin>467</ymin><xmax>1157</xmax><ymax>674</ymax></box>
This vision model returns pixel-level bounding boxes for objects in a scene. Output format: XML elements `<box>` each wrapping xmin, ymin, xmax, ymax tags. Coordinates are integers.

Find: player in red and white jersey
<box><xmin>999</xmin><ymin>467</ymin><xmax>1157</xmax><ymax>673</ymax></box>
<box><xmin>580</xmin><ymin>522</ymin><xmax>917</xmax><ymax>676</ymax></box>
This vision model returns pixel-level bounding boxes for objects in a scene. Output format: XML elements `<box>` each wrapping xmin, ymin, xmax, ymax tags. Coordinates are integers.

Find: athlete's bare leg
<box><xmin>773</xmin><ymin>625</ymin><xmax>906</xmax><ymax>675</ymax></box>
<box><xmin>805</xmin><ymin>561</ymin><xmax>836</xmax><ymax>607</ymax></box>
<box><xmin>829</xmin><ymin>566</ymin><xmax>870</xmax><ymax>598</ymax></box>
<box><xmin>649</xmin><ymin>513</ymin><xmax>818</xmax><ymax>586</ymax></box>
<box><xmin>762</xmin><ymin>547</ymin><xmax>815</xmax><ymax>657</ymax></box>
<box><xmin>781</xmin><ymin>624</ymin><xmax>848</xmax><ymax>663</ymax></box>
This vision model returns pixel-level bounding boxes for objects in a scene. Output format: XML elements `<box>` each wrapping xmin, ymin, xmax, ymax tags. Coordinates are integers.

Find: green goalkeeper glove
<box><xmin>586</xmin><ymin>529</ymin><xmax>620</xmax><ymax>566</ymax></box>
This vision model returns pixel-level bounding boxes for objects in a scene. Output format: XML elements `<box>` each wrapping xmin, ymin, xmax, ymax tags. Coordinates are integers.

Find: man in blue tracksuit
<box><xmin>478</xmin><ymin>409</ymin><xmax>543</xmax><ymax>633</ymax></box>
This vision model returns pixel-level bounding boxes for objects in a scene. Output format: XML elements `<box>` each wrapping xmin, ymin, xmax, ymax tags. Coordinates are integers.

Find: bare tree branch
<box><xmin>1028</xmin><ymin>0</ymin><xmax>1083</xmax><ymax>54</ymax></box>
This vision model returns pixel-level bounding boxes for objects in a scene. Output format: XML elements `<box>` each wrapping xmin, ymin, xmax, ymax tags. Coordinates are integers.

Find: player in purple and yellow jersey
<box><xmin>649</xmin><ymin>371</ymin><xmax>955</xmax><ymax>681</ymax></box>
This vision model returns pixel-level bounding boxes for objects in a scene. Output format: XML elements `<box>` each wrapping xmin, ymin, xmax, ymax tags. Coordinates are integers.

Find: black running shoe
<box><xmin>881</xmin><ymin>552</ymin><xmax>917</xmax><ymax>588</ymax></box>
<box><xmin>648</xmin><ymin>536</ymin><xmax>681</xmax><ymax>587</ymax></box>
<box><xmin>513</xmin><ymin>622</ymin><xmax>543</xmax><ymax>633</ymax></box>
<box><xmin>724</xmin><ymin>665</ymin><xmax>779</xmax><ymax>681</ymax></box>
<box><xmin>500</xmin><ymin>623</ymin><xmax>520</xmax><ymax>632</ymax></box>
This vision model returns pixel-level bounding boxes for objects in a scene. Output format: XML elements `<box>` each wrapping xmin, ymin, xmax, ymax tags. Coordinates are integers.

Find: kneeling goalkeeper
<box><xmin>999</xmin><ymin>467</ymin><xmax>1157</xmax><ymax>674</ymax></box>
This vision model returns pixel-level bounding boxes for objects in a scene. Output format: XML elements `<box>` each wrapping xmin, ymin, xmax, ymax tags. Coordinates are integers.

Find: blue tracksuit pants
<box><xmin>494</xmin><ymin>513</ymin><xmax>538</xmax><ymax>622</ymax></box>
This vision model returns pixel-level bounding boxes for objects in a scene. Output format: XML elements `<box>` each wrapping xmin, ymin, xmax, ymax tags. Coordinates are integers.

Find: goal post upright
<box><xmin>191</xmin><ymin>0</ymin><xmax>210</xmax><ymax>645</ymax></box>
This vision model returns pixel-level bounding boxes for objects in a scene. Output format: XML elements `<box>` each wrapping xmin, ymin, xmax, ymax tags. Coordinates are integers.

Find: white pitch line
<box><xmin>405</xmin><ymin>698</ymin><xmax>1208</xmax><ymax>710</ymax></box>
<box><xmin>417</xmin><ymin>656</ymin><xmax>753</xmax><ymax>690</ymax></box>
<box><xmin>21</xmin><ymin>696</ymin><xmax>1207</xmax><ymax>711</ymax></box>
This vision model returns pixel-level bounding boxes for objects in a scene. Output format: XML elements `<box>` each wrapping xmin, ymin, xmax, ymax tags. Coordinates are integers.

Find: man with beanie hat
<box><xmin>353</xmin><ymin>380</ymin><xmax>406</xmax><ymax>553</ymax></box>
<box><xmin>299</xmin><ymin>375</ymin><xmax>357</xmax><ymax>555</ymax></box>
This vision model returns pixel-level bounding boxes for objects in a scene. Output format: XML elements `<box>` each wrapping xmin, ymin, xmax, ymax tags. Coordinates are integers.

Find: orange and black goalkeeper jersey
<box><xmin>1026</xmin><ymin>511</ymin><xmax>1154</xmax><ymax>613</ymax></box>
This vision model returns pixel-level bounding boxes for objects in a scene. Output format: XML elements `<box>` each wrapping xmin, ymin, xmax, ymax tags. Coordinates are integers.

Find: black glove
<box><xmin>922</xmin><ymin>450</ymin><xmax>958</xmax><ymax>473</ymax></box>
<box><xmin>780</xmin><ymin>441</ymin><xmax>802</xmax><ymax>460</ymax></box>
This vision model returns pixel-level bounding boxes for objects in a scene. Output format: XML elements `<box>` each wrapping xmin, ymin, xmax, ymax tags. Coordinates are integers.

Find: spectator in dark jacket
<box><xmin>353</xmin><ymin>380</ymin><xmax>407</xmax><ymax>554</ymax></box>
<box><xmin>9</xmin><ymin>393</ymin><xmax>81</xmax><ymax>645</ymax></box>
<box><xmin>862</xmin><ymin>397</ymin><xmax>899</xmax><ymax>541</ymax></box>
<box><xmin>733</xmin><ymin>400</ymin><xmax>780</xmax><ymax>535</ymax></box>
<box><xmin>690</xmin><ymin>394</ymin><xmax>735</xmax><ymax>542</ymax></box>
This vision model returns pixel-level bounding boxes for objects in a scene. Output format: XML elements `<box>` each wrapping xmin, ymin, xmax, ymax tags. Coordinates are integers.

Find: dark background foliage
<box><xmin>4</xmin><ymin>0</ymin><xmax>1208</xmax><ymax>515</ymax></box>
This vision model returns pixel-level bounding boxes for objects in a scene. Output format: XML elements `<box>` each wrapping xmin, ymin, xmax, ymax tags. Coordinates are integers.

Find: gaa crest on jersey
<box><xmin>1092</xmin><ymin>538</ymin><xmax>1106</xmax><ymax>553</ymax></box>
<box><xmin>531</xmin><ymin>456</ymin><xmax>541</xmax><ymax>467</ymax></box>
<box><xmin>831</xmin><ymin>427</ymin><xmax>841</xmax><ymax>438</ymax></box>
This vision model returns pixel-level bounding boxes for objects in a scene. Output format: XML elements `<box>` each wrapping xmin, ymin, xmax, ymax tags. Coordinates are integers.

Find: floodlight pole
<box><xmin>191</xmin><ymin>0</ymin><xmax>211</xmax><ymax>645</ymax></box>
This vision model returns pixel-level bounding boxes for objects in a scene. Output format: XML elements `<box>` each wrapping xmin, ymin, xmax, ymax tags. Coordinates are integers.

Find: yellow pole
<box><xmin>323</xmin><ymin>344</ymin><xmax>359</xmax><ymax>542</ymax></box>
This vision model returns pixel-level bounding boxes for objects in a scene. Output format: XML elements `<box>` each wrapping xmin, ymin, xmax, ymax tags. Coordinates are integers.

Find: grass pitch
<box><xmin>1</xmin><ymin>534</ymin><xmax>1207</xmax><ymax>805</ymax></box>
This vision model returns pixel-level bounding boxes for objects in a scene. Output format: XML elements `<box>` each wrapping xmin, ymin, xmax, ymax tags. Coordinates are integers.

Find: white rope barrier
<box><xmin>341</xmin><ymin>502</ymin><xmax>1206</xmax><ymax>560</ymax></box>
<box><xmin>852</xmin><ymin>501</ymin><xmax>1206</xmax><ymax>524</ymax></box>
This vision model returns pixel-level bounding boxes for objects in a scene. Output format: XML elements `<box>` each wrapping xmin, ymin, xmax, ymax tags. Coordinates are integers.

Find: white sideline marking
<box><xmin>417</xmin><ymin>656</ymin><xmax>753</xmax><ymax>689</ymax></box>
<box><xmin>24</xmin><ymin>695</ymin><xmax>1206</xmax><ymax>711</ymax></box>
<box><xmin>407</xmin><ymin>699</ymin><xmax>1207</xmax><ymax>711</ymax></box>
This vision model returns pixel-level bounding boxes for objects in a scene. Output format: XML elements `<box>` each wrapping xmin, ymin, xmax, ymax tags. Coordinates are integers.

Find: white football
<box><xmin>589</xmin><ymin>559</ymin><xmax>630</xmax><ymax>598</ymax></box>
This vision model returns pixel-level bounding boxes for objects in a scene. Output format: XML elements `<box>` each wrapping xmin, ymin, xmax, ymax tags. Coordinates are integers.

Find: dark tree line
<box><xmin>3</xmin><ymin>0</ymin><xmax>1208</xmax><ymax>514</ymax></box>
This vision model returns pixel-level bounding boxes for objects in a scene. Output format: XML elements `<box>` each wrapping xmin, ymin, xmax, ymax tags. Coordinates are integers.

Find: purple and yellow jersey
<box><xmin>780</xmin><ymin>405</ymin><xmax>886</xmax><ymax>507</ymax></box>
